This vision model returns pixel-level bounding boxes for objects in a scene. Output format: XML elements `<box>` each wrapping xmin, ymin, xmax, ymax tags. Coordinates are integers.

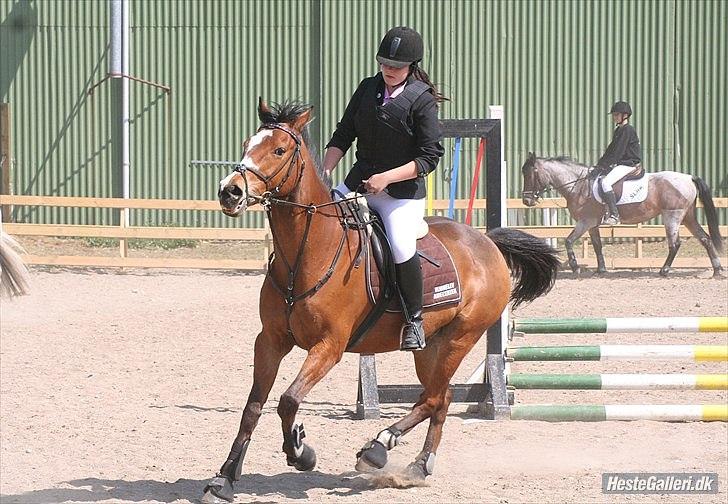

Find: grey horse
<box><xmin>520</xmin><ymin>153</ymin><xmax>724</xmax><ymax>277</ymax></box>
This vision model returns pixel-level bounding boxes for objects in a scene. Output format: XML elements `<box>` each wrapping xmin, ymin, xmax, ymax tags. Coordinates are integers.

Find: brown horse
<box><xmin>203</xmin><ymin>100</ymin><xmax>559</xmax><ymax>503</ymax></box>
<box><xmin>521</xmin><ymin>153</ymin><xmax>724</xmax><ymax>277</ymax></box>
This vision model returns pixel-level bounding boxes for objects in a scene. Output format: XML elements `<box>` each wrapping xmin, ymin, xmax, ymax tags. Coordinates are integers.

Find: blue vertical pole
<box><xmin>448</xmin><ymin>137</ymin><xmax>462</xmax><ymax>219</ymax></box>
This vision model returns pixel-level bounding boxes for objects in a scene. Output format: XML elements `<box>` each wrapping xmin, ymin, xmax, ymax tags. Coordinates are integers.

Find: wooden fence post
<box><xmin>1</xmin><ymin>103</ymin><xmax>12</xmax><ymax>222</ymax></box>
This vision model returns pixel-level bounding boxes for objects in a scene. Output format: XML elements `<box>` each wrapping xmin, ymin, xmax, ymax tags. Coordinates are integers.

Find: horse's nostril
<box><xmin>228</xmin><ymin>185</ymin><xmax>243</xmax><ymax>197</ymax></box>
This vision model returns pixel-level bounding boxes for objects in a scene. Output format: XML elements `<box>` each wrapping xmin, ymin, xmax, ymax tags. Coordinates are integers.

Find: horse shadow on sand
<box><xmin>0</xmin><ymin>470</ymin><xmax>389</xmax><ymax>503</ymax></box>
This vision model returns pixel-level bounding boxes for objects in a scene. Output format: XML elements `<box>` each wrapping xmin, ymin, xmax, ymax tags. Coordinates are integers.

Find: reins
<box><xmin>522</xmin><ymin>162</ymin><xmax>595</xmax><ymax>204</ymax></box>
<box><xmin>236</xmin><ymin>123</ymin><xmax>373</xmax><ymax>339</ymax></box>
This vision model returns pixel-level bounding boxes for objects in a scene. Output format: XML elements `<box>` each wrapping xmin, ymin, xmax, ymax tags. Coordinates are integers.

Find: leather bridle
<box><xmin>234</xmin><ymin>123</ymin><xmax>305</xmax><ymax>207</ymax></box>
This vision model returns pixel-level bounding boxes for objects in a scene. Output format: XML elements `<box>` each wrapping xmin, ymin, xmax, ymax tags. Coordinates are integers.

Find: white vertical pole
<box><xmin>111</xmin><ymin>0</ymin><xmax>130</xmax><ymax>256</ymax></box>
<box><xmin>121</xmin><ymin>0</ymin><xmax>130</xmax><ymax>224</ymax></box>
<box><xmin>488</xmin><ymin>105</ymin><xmax>508</xmax><ymax>364</ymax></box>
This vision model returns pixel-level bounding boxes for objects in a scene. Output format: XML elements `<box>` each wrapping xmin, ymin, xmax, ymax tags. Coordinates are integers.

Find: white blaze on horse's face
<box><xmin>218</xmin><ymin>130</ymin><xmax>274</xmax><ymax>217</ymax></box>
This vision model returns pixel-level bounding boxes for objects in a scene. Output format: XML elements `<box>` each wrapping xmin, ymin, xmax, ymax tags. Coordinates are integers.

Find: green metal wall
<box><xmin>2</xmin><ymin>0</ymin><xmax>726</xmax><ymax>228</ymax></box>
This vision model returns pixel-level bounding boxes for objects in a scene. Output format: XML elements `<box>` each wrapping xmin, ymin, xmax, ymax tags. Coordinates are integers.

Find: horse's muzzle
<box><xmin>521</xmin><ymin>193</ymin><xmax>538</xmax><ymax>207</ymax></box>
<box><xmin>219</xmin><ymin>185</ymin><xmax>248</xmax><ymax>216</ymax></box>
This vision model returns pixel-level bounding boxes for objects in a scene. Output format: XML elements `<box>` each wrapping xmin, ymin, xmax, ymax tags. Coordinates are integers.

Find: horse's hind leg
<box><xmin>354</xmin><ymin>340</ymin><xmax>445</xmax><ymax>473</ymax></box>
<box><xmin>683</xmin><ymin>211</ymin><xmax>724</xmax><ymax>277</ymax></box>
<box><xmin>404</xmin><ymin>387</ymin><xmax>453</xmax><ymax>480</ymax></box>
<box><xmin>202</xmin><ymin>331</ymin><xmax>293</xmax><ymax>504</ymax></box>
<box><xmin>356</xmin><ymin>323</ymin><xmax>481</xmax><ymax>478</ymax></box>
<box><xmin>660</xmin><ymin>210</ymin><xmax>685</xmax><ymax>277</ymax></box>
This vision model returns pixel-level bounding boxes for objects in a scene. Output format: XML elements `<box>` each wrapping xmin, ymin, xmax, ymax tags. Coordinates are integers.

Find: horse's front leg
<box><xmin>202</xmin><ymin>331</ymin><xmax>293</xmax><ymax>504</ymax></box>
<box><xmin>278</xmin><ymin>342</ymin><xmax>343</xmax><ymax>471</ymax></box>
<box><xmin>564</xmin><ymin>221</ymin><xmax>591</xmax><ymax>274</ymax></box>
<box><xmin>588</xmin><ymin>226</ymin><xmax>607</xmax><ymax>274</ymax></box>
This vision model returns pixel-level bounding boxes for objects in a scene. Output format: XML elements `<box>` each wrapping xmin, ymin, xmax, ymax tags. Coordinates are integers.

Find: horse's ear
<box><xmin>528</xmin><ymin>151</ymin><xmax>535</xmax><ymax>160</ymax></box>
<box><xmin>258</xmin><ymin>97</ymin><xmax>271</xmax><ymax>122</ymax></box>
<box><xmin>291</xmin><ymin>106</ymin><xmax>314</xmax><ymax>132</ymax></box>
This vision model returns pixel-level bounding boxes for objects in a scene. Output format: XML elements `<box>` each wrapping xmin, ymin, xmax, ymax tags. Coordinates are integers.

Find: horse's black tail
<box><xmin>693</xmin><ymin>176</ymin><xmax>724</xmax><ymax>254</ymax></box>
<box><xmin>487</xmin><ymin>227</ymin><xmax>559</xmax><ymax>309</ymax></box>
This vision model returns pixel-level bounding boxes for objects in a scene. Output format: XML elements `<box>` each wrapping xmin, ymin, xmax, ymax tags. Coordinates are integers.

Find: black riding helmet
<box><xmin>609</xmin><ymin>101</ymin><xmax>632</xmax><ymax>116</ymax></box>
<box><xmin>376</xmin><ymin>26</ymin><xmax>424</xmax><ymax>68</ymax></box>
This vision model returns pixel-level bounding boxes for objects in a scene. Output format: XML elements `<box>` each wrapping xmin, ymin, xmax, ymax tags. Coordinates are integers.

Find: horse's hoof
<box><xmin>712</xmin><ymin>268</ymin><xmax>725</xmax><ymax>279</ymax></box>
<box><xmin>595</xmin><ymin>268</ymin><xmax>607</xmax><ymax>276</ymax></box>
<box><xmin>287</xmin><ymin>443</ymin><xmax>317</xmax><ymax>472</ymax></box>
<box><xmin>659</xmin><ymin>269</ymin><xmax>670</xmax><ymax>277</ymax></box>
<box><xmin>355</xmin><ymin>440</ymin><xmax>387</xmax><ymax>472</ymax></box>
<box><xmin>355</xmin><ymin>456</ymin><xmax>379</xmax><ymax>473</ymax></box>
<box><xmin>404</xmin><ymin>460</ymin><xmax>429</xmax><ymax>481</ymax></box>
<box><xmin>202</xmin><ymin>476</ymin><xmax>234</xmax><ymax>503</ymax></box>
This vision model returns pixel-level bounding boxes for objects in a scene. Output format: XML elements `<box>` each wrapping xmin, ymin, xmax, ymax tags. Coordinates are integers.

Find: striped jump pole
<box><xmin>513</xmin><ymin>316</ymin><xmax>728</xmax><ymax>334</ymax></box>
<box><xmin>507</xmin><ymin>373</ymin><xmax>728</xmax><ymax>390</ymax></box>
<box><xmin>507</xmin><ymin>345</ymin><xmax>728</xmax><ymax>361</ymax></box>
<box><xmin>510</xmin><ymin>404</ymin><xmax>728</xmax><ymax>422</ymax></box>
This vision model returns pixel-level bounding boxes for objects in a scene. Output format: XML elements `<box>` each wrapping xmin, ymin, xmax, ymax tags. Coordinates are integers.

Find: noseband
<box><xmin>234</xmin><ymin>123</ymin><xmax>305</xmax><ymax>205</ymax></box>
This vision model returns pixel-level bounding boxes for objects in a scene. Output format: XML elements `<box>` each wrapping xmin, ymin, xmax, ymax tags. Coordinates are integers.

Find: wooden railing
<box><xmin>1</xmin><ymin>194</ymin><xmax>726</xmax><ymax>271</ymax></box>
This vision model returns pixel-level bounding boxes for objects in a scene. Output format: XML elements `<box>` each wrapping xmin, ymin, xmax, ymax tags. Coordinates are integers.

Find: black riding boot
<box><xmin>395</xmin><ymin>254</ymin><xmax>425</xmax><ymax>351</ymax></box>
<box><xmin>602</xmin><ymin>190</ymin><xmax>620</xmax><ymax>225</ymax></box>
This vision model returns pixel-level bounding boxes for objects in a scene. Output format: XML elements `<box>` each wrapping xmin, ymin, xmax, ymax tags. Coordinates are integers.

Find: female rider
<box><xmin>323</xmin><ymin>26</ymin><xmax>445</xmax><ymax>351</ymax></box>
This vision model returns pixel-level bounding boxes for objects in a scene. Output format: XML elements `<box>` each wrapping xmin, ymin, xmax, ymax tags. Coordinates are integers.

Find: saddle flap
<box><xmin>368</xmin><ymin>231</ymin><xmax>461</xmax><ymax>313</ymax></box>
<box><xmin>594</xmin><ymin>170</ymin><xmax>649</xmax><ymax>205</ymax></box>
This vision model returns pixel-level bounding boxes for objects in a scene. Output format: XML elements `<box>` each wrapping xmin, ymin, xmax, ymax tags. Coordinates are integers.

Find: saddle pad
<box><xmin>592</xmin><ymin>173</ymin><xmax>650</xmax><ymax>205</ymax></box>
<box><xmin>367</xmin><ymin>233</ymin><xmax>461</xmax><ymax>313</ymax></box>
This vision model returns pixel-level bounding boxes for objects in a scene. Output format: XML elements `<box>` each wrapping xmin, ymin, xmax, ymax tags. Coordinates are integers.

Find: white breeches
<box><xmin>601</xmin><ymin>165</ymin><xmax>637</xmax><ymax>192</ymax></box>
<box><xmin>334</xmin><ymin>182</ymin><xmax>425</xmax><ymax>264</ymax></box>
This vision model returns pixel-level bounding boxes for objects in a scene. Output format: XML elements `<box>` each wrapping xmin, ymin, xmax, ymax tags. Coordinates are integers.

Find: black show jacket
<box><xmin>326</xmin><ymin>73</ymin><xmax>444</xmax><ymax>199</ymax></box>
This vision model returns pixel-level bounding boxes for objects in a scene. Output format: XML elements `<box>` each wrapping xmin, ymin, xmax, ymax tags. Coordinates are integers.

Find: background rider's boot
<box><xmin>602</xmin><ymin>190</ymin><xmax>620</xmax><ymax>225</ymax></box>
<box><xmin>395</xmin><ymin>255</ymin><xmax>425</xmax><ymax>351</ymax></box>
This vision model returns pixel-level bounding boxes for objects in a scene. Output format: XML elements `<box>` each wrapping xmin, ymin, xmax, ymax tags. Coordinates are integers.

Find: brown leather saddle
<box><xmin>345</xmin><ymin>211</ymin><xmax>461</xmax><ymax>350</ymax></box>
<box><xmin>368</xmin><ymin>232</ymin><xmax>461</xmax><ymax>313</ymax></box>
<box><xmin>596</xmin><ymin>164</ymin><xmax>645</xmax><ymax>201</ymax></box>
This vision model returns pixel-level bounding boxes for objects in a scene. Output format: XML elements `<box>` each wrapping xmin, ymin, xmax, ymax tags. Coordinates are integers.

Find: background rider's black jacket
<box><xmin>325</xmin><ymin>73</ymin><xmax>444</xmax><ymax>199</ymax></box>
<box><xmin>597</xmin><ymin>123</ymin><xmax>642</xmax><ymax>171</ymax></box>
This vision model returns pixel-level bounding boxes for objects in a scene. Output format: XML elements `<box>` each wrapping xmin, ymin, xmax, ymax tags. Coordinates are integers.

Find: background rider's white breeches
<box><xmin>600</xmin><ymin>165</ymin><xmax>637</xmax><ymax>192</ymax></box>
<box><xmin>334</xmin><ymin>182</ymin><xmax>425</xmax><ymax>264</ymax></box>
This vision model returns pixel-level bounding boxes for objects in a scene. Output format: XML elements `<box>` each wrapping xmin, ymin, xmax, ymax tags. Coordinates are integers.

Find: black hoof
<box><xmin>287</xmin><ymin>443</ymin><xmax>317</xmax><ymax>471</ymax></box>
<box><xmin>712</xmin><ymin>268</ymin><xmax>725</xmax><ymax>279</ymax></box>
<box><xmin>595</xmin><ymin>268</ymin><xmax>607</xmax><ymax>275</ymax></box>
<box><xmin>202</xmin><ymin>475</ymin><xmax>234</xmax><ymax>503</ymax></box>
<box><xmin>355</xmin><ymin>440</ymin><xmax>387</xmax><ymax>471</ymax></box>
<box><xmin>659</xmin><ymin>269</ymin><xmax>670</xmax><ymax>277</ymax></box>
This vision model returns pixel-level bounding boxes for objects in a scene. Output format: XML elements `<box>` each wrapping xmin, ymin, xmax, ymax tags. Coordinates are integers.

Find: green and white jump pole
<box><xmin>507</xmin><ymin>345</ymin><xmax>728</xmax><ymax>361</ymax></box>
<box><xmin>507</xmin><ymin>373</ymin><xmax>728</xmax><ymax>390</ymax></box>
<box><xmin>467</xmin><ymin>315</ymin><xmax>728</xmax><ymax>422</ymax></box>
<box><xmin>513</xmin><ymin>316</ymin><xmax>728</xmax><ymax>335</ymax></box>
<box><xmin>510</xmin><ymin>404</ymin><xmax>728</xmax><ymax>422</ymax></box>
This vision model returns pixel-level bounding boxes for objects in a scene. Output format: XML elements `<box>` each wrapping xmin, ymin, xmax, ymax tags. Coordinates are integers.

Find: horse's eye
<box><xmin>274</xmin><ymin>147</ymin><xmax>286</xmax><ymax>156</ymax></box>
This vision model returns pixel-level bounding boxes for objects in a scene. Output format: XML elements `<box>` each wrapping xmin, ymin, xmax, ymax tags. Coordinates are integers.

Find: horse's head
<box><xmin>520</xmin><ymin>152</ymin><xmax>549</xmax><ymax>206</ymax></box>
<box><xmin>219</xmin><ymin>98</ymin><xmax>312</xmax><ymax>217</ymax></box>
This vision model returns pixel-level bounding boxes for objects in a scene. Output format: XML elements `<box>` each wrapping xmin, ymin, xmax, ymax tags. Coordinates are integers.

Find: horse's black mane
<box><xmin>545</xmin><ymin>155</ymin><xmax>576</xmax><ymax>163</ymax></box>
<box><xmin>260</xmin><ymin>100</ymin><xmax>331</xmax><ymax>188</ymax></box>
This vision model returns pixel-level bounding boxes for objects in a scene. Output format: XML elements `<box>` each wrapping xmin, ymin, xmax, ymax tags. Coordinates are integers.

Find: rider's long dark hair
<box><xmin>409</xmin><ymin>63</ymin><xmax>449</xmax><ymax>103</ymax></box>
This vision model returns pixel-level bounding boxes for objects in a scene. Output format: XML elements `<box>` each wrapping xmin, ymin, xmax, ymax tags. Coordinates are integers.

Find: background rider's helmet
<box><xmin>609</xmin><ymin>101</ymin><xmax>633</xmax><ymax>116</ymax></box>
<box><xmin>376</xmin><ymin>26</ymin><xmax>424</xmax><ymax>68</ymax></box>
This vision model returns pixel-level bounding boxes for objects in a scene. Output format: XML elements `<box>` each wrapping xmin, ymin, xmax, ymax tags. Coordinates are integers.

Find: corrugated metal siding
<box><xmin>675</xmin><ymin>0</ymin><xmax>727</xmax><ymax>198</ymax></box>
<box><xmin>1</xmin><ymin>0</ymin><xmax>114</xmax><ymax>225</ymax></box>
<box><xmin>2</xmin><ymin>0</ymin><xmax>725</xmax><ymax>229</ymax></box>
<box><xmin>130</xmin><ymin>0</ymin><xmax>312</xmax><ymax>227</ymax></box>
